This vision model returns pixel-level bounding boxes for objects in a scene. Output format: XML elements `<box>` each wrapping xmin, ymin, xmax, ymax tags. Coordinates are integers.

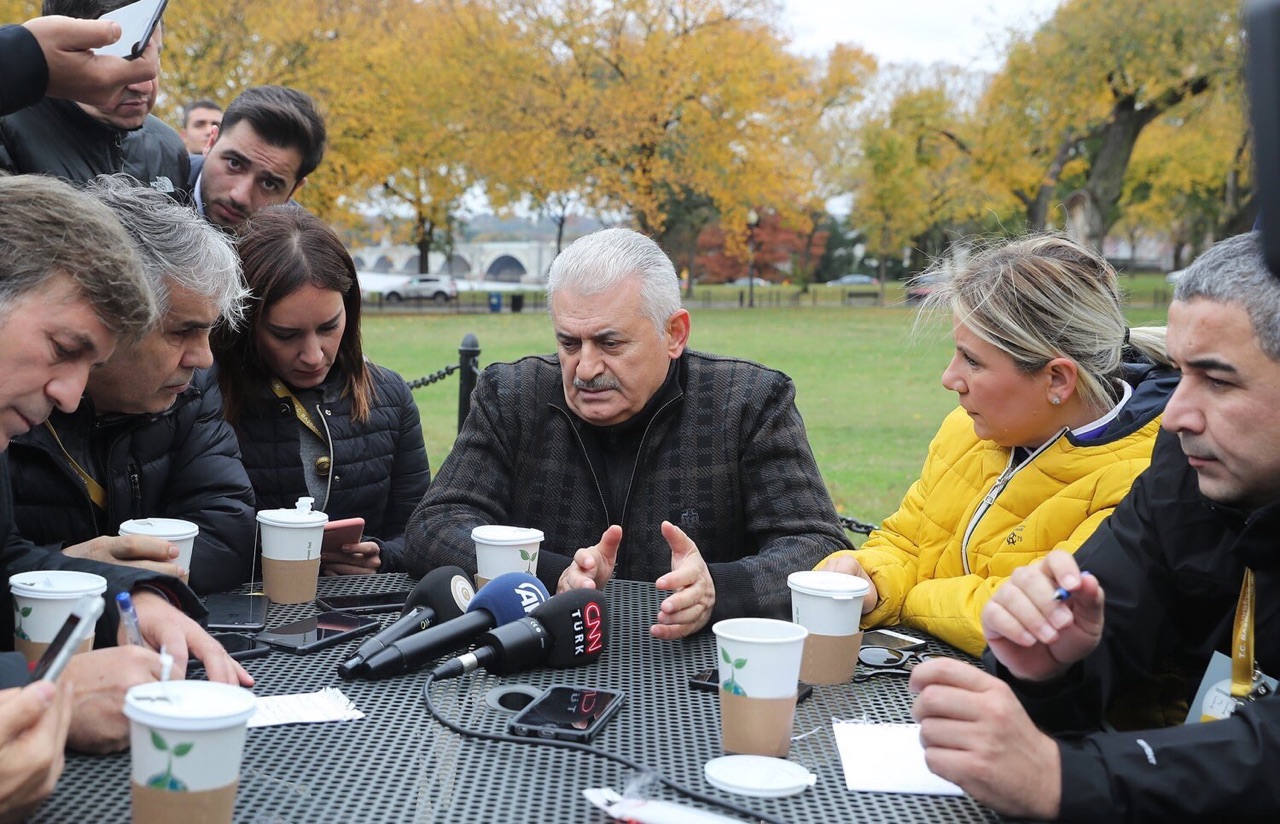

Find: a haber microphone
<box><xmin>358</xmin><ymin>572</ymin><xmax>549</xmax><ymax>679</ymax></box>
<box><xmin>431</xmin><ymin>588</ymin><xmax>607</xmax><ymax>681</ymax></box>
<box><xmin>336</xmin><ymin>565</ymin><xmax>475</xmax><ymax>679</ymax></box>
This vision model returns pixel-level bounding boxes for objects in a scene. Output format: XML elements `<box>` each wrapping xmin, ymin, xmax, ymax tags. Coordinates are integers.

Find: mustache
<box><xmin>574</xmin><ymin>376</ymin><xmax>620</xmax><ymax>391</ymax></box>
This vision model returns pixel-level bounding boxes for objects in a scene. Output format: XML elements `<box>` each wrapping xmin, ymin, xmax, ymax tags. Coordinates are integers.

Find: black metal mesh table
<box><xmin>34</xmin><ymin>575</ymin><xmax>1000</xmax><ymax>823</ymax></box>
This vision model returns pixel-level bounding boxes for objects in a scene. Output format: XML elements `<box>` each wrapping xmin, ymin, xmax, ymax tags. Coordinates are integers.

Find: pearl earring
<box><xmin>1050</xmin><ymin>396</ymin><xmax>1061</xmax><ymax>405</ymax></box>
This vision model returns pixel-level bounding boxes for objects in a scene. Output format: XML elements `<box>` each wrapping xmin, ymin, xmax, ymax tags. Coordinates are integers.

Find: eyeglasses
<box><xmin>852</xmin><ymin>646</ymin><xmax>938</xmax><ymax>682</ymax></box>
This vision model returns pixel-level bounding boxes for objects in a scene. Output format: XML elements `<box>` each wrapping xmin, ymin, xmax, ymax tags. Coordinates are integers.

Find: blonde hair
<box><xmin>919</xmin><ymin>234</ymin><xmax>1170</xmax><ymax>412</ymax></box>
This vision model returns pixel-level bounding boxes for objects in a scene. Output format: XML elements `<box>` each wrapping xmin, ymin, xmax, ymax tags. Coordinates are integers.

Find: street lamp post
<box><xmin>746</xmin><ymin>208</ymin><xmax>760</xmax><ymax>309</ymax></box>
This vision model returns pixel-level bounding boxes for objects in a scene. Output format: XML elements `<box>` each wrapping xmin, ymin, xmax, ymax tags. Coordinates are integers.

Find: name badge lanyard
<box><xmin>1231</xmin><ymin>569</ymin><xmax>1270</xmax><ymax>702</ymax></box>
<box><xmin>43</xmin><ymin>421</ymin><xmax>107</xmax><ymax>510</ymax></box>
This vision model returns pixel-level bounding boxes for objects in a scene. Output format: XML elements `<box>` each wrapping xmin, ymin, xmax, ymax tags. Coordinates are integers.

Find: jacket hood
<box><xmin>1076</xmin><ymin>361</ymin><xmax>1179</xmax><ymax>443</ymax></box>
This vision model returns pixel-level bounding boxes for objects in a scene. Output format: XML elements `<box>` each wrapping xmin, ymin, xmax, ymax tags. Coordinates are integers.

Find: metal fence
<box><xmin>404</xmin><ymin>333</ymin><xmax>481</xmax><ymax>432</ymax></box>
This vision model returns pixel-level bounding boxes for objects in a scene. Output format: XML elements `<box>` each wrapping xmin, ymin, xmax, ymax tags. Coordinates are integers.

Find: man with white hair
<box><xmin>406</xmin><ymin>228</ymin><xmax>850</xmax><ymax>638</ymax></box>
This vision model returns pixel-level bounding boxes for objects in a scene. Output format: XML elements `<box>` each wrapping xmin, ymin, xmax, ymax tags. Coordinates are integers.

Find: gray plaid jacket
<box><xmin>404</xmin><ymin>350</ymin><xmax>851</xmax><ymax>622</ymax></box>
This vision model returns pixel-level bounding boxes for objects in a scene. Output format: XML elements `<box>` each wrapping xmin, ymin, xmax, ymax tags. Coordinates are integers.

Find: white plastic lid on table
<box><xmin>703</xmin><ymin>755</ymin><xmax>816</xmax><ymax>797</ymax></box>
<box><xmin>256</xmin><ymin>496</ymin><xmax>329</xmax><ymax>528</ymax></box>
<box><xmin>8</xmin><ymin>570</ymin><xmax>108</xmax><ymax>599</ymax></box>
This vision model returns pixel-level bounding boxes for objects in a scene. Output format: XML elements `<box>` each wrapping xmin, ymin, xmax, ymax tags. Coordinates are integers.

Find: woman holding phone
<box><xmin>213</xmin><ymin>207</ymin><xmax>430</xmax><ymax>575</ymax></box>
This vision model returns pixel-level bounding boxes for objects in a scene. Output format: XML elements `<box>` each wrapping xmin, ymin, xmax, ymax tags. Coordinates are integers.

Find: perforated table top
<box><xmin>33</xmin><ymin>575</ymin><xmax>999</xmax><ymax>823</ymax></box>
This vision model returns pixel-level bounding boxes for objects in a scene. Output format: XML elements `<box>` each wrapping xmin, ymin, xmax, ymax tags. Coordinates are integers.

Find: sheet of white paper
<box><xmin>832</xmin><ymin>721</ymin><xmax>964</xmax><ymax>796</ymax></box>
<box><xmin>247</xmin><ymin>687</ymin><xmax>365</xmax><ymax>728</ymax></box>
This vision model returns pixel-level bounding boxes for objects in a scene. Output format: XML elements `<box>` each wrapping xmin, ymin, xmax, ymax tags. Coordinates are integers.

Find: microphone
<box><xmin>336</xmin><ymin>566</ymin><xmax>476</xmax><ymax>679</ymax></box>
<box><xmin>358</xmin><ymin>572</ymin><xmax>549</xmax><ymax>680</ymax></box>
<box><xmin>431</xmin><ymin>588</ymin><xmax>607</xmax><ymax>681</ymax></box>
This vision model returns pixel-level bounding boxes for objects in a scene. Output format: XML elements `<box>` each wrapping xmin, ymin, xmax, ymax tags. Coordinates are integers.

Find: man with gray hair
<box><xmin>909</xmin><ymin>231</ymin><xmax>1280</xmax><ymax>819</ymax></box>
<box><xmin>405</xmin><ymin>227</ymin><xmax>850</xmax><ymax>638</ymax></box>
<box><xmin>8</xmin><ymin>175</ymin><xmax>257</xmax><ymax>595</ymax></box>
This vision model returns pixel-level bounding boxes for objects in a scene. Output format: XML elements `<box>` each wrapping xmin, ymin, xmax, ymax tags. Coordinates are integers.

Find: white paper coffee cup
<box><xmin>9</xmin><ymin>571</ymin><xmax>107</xmax><ymax>663</ymax></box>
<box><xmin>712</xmin><ymin>618</ymin><xmax>809</xmax><ymax>699</ymax></box>
<box><xmin>712</xmin><ymin>618</ymin><xmax>808</xmax><ymax>757</ymax></box>
<box><xmin>125</xmin><ymin>680</ymin><xmax>257</xmax><ymax>824</ymax></box>
<box><xmin>788</xmin><ymin>570</ymin><xmax>870</xmax><ymax>684</ymax></box>
<box><xmin>120</xmin><ymin>518</ymin><xmax>199</xmax><ymax>584</ymax></box>
<box><xmin>256</xmin><ymin>497</ymin><xmax>327</xmax><ymax>604</ymax></box>
<box><xmin>471</xmin><ymin>525</ymin><xmax>542</xmax><ymax>588</ymax></box>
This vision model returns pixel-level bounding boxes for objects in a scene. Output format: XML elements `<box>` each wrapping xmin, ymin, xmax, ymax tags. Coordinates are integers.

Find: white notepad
<box><xmin>832</xmin><ymin>721</ymin><xmax>964</xmax><ymax>796</ymax></box>
<box><xmin>247</xmin><ymin>687</ymin><xmax>364</xmax><ymax>728</ymax></box>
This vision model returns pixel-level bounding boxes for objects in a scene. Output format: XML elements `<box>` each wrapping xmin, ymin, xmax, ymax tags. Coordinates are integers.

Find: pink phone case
<box><xmin>321</xmin><ymin>517</ymin><xmax>365</xmax><ymax>552</ymax></box>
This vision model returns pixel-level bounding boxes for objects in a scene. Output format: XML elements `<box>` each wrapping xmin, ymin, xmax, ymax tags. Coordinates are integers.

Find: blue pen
<box><xmin>1053</xmin><ymin>586</ymin><xmax>1071</xmax><ymax>602</ymax></box>
<box><xmin>116</xmin><ymin>591</ymin><xmax>145</xmax><ymax>647</ymax></box>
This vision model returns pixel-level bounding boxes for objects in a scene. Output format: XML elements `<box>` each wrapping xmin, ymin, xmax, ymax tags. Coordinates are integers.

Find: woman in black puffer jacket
<box><xmin>213</xmin><ymin>207</ymin><xmax>430</xmax><ymax>574</ymax></box>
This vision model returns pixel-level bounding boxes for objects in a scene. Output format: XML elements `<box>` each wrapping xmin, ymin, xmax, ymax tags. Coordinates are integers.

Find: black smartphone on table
<box><xmin>211</xmin><ymin>632</ymin><xmax>272</xmax><ymax>662</ymax></box>
<box><xmin>688</xmin><ymin>667</ymin><xmax>814</xmax><ymax>703</ymax></box>
<box><xmin>315</xmin><ymin>591</ymin><xmax>411</xmax><ymax>615</ymax></box>
<box><xmin>507</xmin><ymin>685</ymin><xmax>625</xmax><ymax>744</ymax></box>
<box><xmin>256</xmin><ymin>611</ymin><xmax>378</xmax><ymax>654</ymax></box>
<box><xmin>204</xmin><ymin>593</ymin><xmax>268</xmax><ymax>633</ymax></box>
<box><xmin>32</xmin><ymin>595</ymin><xmax>104</xmax><ymax>682</ymax></box>
<box><xmin>95</xmin><ymin>0</ymin><xmax>168</xmax><ymax>59</ymax></box>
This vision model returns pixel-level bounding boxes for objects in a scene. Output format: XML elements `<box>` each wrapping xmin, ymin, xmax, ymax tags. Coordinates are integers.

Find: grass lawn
<box><xmin>362</xmin><ymin>290</ymin><xmax>1171</xmax><ymax>534</ymax></box>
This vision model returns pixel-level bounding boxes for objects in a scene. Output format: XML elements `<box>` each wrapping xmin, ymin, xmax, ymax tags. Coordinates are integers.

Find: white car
<box><xmin>384</xmin><ymin>275</ymin><xmax>459</xmax><ymax>303</ymax></box>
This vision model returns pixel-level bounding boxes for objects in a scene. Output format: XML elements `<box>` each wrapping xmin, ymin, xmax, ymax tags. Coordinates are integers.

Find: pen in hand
<box><xmin>1054</xmin><ymin>570</ymin><xmax>1091</xmax><ymax>602</ymax></box>
<box><xmin>116</xmin><ymin>591</ymin><xmax>145</xmax><ymax>647</ymax></box>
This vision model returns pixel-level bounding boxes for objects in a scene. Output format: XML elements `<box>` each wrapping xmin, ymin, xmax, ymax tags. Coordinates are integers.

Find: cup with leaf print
<box><xmin>9</xmin><ymin>570</ymin><xmax>107</xmax><ymax>664</ymax></box>
<box><xmin>711</xmin><ymin>618</ymin><xmax>809</xmax><ymax>756</ymax></box>
<box><xmin>124</xmin><ymin>680</ymin><xmax>257</xmax><ymax>824</ymax></box>
<box><xmin>471</xmin><ymin>525</ymin><xmax>542</xmax><ymax>590</ymax></box>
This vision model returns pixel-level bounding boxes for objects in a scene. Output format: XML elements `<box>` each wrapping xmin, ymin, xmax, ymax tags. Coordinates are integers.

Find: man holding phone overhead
<box><xmin>0</xmin><ymin>0</ymin><xmax>189</xmax><ymax>198</ymax></box>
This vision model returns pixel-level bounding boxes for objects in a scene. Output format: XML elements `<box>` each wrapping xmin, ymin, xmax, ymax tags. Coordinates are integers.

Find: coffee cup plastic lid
<box><xmin>124</xmin><ymin>681</ymin><xmax>257</xmax><ymax>731</ymax></box>
<box><xmin>471</xmin><ymin>525</ymin><xmax>545</xmax><ymax>545</ymax></box>
<box><xmin>256</xmin><ymin>496</ymin><xmax>329</xmax><ymax>528</ymax></box>
<box><xmin>787</xmin><ymin>570</ymin><xmax>871</xmax><ymax>599</ymax></box>
<box><xmin>703</xmin><ymin>755</ymin><xmax>816</xmax><ymax>797</ymax></box>
<box><xmin>119</xmin><ymin>517</ymin><xmax>198</xmax><ymax>539</ymax></box>
<box><xmin>9</xmin><ymin>570</ymin><xmax>108</xmax><ymax>599</ymax></box>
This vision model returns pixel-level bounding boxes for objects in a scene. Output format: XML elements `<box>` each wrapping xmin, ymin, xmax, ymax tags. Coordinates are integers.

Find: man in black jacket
<box><xmin>406</xmin><ymin>228</ymin><xmax>851</xmax><ymax>639</ymax></box>
<box><xmin>9</xmin><ymin>176</ymin><xmax>256</xmax><ymax>595</ymax></box>
<box><xmin>910</xmin><ymin>231</ymin><xmax>1280</xmax><ymax>820</ymax></box>
<box><xmin>0</xmin><ymin>0</ymin><xmax>188</xmax><ymax>198</ymax></box>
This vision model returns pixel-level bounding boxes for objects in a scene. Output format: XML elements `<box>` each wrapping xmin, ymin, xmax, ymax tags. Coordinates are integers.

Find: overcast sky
<box><xmin>781</xmin><ymin>0</ymin><xmax>1064</xmax><ymax>70</ymax></box>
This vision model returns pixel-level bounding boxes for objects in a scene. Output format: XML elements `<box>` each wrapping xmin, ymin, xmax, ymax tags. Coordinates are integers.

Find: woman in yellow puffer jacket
<box><xmin>818</xmin><ymin>234</ymin><xmax>1177</xmax><ymax>656</ymax></box>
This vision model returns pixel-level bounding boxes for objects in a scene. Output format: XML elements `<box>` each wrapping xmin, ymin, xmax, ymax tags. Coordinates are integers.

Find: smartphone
<box><xmin>507</xmin><ymin>685</ymin><xmax>625</xmax><ymax>743</ymax></box>
<box><xmin>204</xmin><ymin>593</ymin><xmax>268</xmax><ymax>633</ymax></box>
<box><xmin>256</xmin><ymin>611</ymin><xmax>378</xmax><ymax>654</ymax></box>
<box><xmin>861</xmin><ymin>628</ymin><xmax>927</xmax><ymax>651</ymax></box>
<box><xmin>31</xmin><ymin>594</ymin><xmax>104</xmax><ymax>682</ymax></box>
<box><xmin>688</xmin><ymin>668</ymin><xmax>814</xmax><ymax>703</ymax></box>
<box><xmin>95</xmin><ymin>0</ymin><xmax>168</xmax><ymax>59</ymax></box>
<box><xmin>315</xmin><ymin>591</ymin><xmax>411</xmax><ymax>615</ymax></box>
<box><xmin>211</xmin><ymin>632</ymin><xmax>272</xmax><ymax>662</ymax></box>
<box><xmin>321</xmin><ymin>517</ymin><xmax>366</xmax><ymax>554</ymax></box>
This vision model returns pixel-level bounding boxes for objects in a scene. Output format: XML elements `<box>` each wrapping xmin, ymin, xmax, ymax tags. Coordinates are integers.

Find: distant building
<box><xmin>350</xmin><ymin>240</ymin><xmax>559</xmax><ymax>283</ymax></box>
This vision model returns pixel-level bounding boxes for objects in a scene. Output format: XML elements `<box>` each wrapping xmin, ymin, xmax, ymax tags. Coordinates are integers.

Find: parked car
<box><xmin>384</xmin><ymin>274</ymin><xmax>459</xmax><ymax>303</ymax></box>
<box><xmin>905</xmin><ymin>272</ymin><xmax>942</xmax><ymax>305</ymax></box>
<box><xmin>730</xmin><ymin>276</ymin><xmax>769</xmax><ymax>287</ymax></box>
<box><xmin>827</xmin><ymin>274</ymin><xmax>880</xmax><ymax>287</ymax></box>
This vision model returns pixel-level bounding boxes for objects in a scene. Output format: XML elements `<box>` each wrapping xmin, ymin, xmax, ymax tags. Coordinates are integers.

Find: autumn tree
<box><xmin>975</xmin><ymin>0</ymin><xmax>1240</xmax><ymax>250</ymax></box>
